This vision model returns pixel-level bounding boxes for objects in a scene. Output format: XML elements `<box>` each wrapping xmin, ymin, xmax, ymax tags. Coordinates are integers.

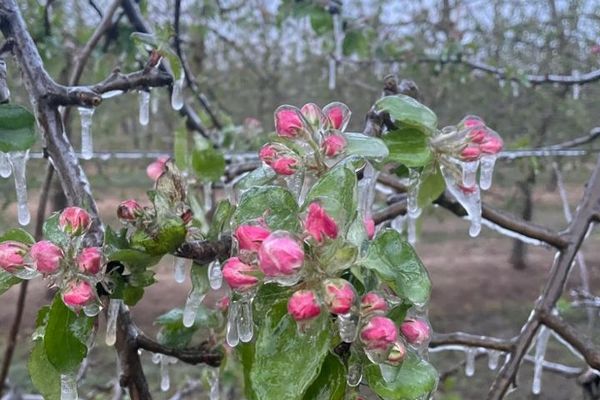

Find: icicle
<box><xmin>0</xmin><ymin>151</ymin><xmax>11</xmax><ymax>178</ymax></box>
<box><xmin>391</xmin><ymin>214</ymin><xmax>406</xmax><ymax>233</ymax></box>
<box><xmin>138</xmin><ymin>90</ymin><xmax>150</xmax><ymax>126</ymax></box>
<box><xmin>160</xmin><ymin>354</ymin><xmax>170</xmax><ymax>391</ymax></box>
<box><xmin>83</xmin><ymin>302</ymin><xmax>101</xmax><ymax>317</ymax></box>
<box><xmin>152</xmin><ymin>353</ymin><xmax>162</xmax><ymax>364</ymax></box>
<box><xmin>465</xmin><ymin>348</ymin><xmax>476</xmax><ymax>377</ymax></box>
<box><xmin>407</xmin><ymin>169</ymin><xmax>421</xmax><ymax>218</ymax></box>
<box><xmin>209</xmin><ymin>369</ymin><xmax>220</xmax><ymax>400</ymax></box>
<box><xmin>237</xmin><ymin>300</ymin><xmax>254</xmax><ymax>343</ymax></box>
<box><xmin>498</xmin><ymin>78</ymin><xmax>505</xmax><ymax>88</ymax></box>
<box><xmin>532</xmin><ymin>327</ymin><xmax>551</xmax><ymax>394</ymax></box>
<box><xmin>461</xmin><ymin>160</ymin><xmax>479</xmax><ymax>189</ymax></box>
<box><xmin>328</xmin><ymin>58</ymin><xmax>336</xmax><ymax>90</ymax></box>
<box><xmin>173</xmin><ymin>257</ymin><xmax>187</xmax><ymax>284</ymax></box>
<box><xmin>171</xmin><ymin>73</ymin><xmax>185</xmax><ymax>110</ymax></box>
<box><xmin>346</xmin><ymin>364</ymin><xmax>362</xmax><ymax>387</ymax></box>
<box><xmin>226</xmin><ymin>300</ymin><xmax>240</xmax><ymax>347</ymax></box>
<box><xmin>60</xmin><ymin>374</ymin><xmax>78</xmax><ymax>400</ymax></box>
<box><xmin>182</xmin><ymin>287</ymin><xmax>205</xmax><ymax>328</ymax></box>
<box><xmin>479</xmin><ymin>155</ymin><xmax>497</xmax><ymax>190</ymax></box>
<box><xmin>572</xmin><ymin>70</ymin><xmax>580</xmax><ymax>100</ymax></box>
<box><xmin>337</xmin><ymin>312</ymin><xmax>358</xmax><ymax>343</ymax></box>
<box><xmin>77</xmin><ymin>107</ymin><xmax>95</xmax><ymax>160</ymax></box>
<box><xmin>10</xmin><ymin>151</ymin><xmax>30</xmax><ymax>226</ymax></box>
<box><xmin>151</xmin><ymin>93</ymin><xmax>159</xmax><ymax>114</ymax></box>
<box><xmin>101</xmin><ymin>90</ymin><xmax>124</xmax><ymax>99</ymax></box>
<box><xmin>441</xmin><ymin>166</ymin><xmax>482</xmax><ymax>237</ymax></box>
<box><xmin>203</xmin><ymin>181</ymin><xmax>213</xmax><ymax>212</ymax></box>
<box><xmin>511</xmin><ymin>81</ymin><xmax>519</xmax><ymax>97</ymax></box>
<box><xmin>105</xmin><ymin>299</ymin><xmax>121</xmax><ymax>346</ymax></box>
<box><xmin>208</xmin><ymin>260</ymin><xmax>223</xmax><ymax>290</ymax></box>
<box><xmin>407</xmin><ymin>216</ymin><xmax>417</xmax><ymax>244</ymax></box>
<box><xmin>488</xmin><ymin>350</ymin><xmax>501</xmax><ymax>370</ymax></box>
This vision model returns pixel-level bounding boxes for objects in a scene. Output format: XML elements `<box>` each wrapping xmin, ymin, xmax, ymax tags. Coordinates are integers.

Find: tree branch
<box><xmin>136</xmin><ymin>335</ymin><xmax>222</xmax><ymax>367</ymax></box>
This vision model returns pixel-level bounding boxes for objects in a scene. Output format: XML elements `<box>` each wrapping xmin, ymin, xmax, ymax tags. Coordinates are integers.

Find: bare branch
<box><xmin>136</xmin><ymin>335</ymin><xmax>222</xmax><ymax>367</ymax></box>
<box><xmin>431</xmin><ymin>332</ymin><xmax>515</xmax><ymax>352</ymax></box>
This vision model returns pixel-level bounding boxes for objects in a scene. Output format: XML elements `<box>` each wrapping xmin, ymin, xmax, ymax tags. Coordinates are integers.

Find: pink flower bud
<box><xmin>0</xmin><ymin>241</ymin><xmax>27</xmax><ymax>273</ymax></box>
<box><xmin>62</xmin><ymin>280</ymin><xmax>94</xmax><ymax>308</ymax></box>
<box><xmin>400</xmin><ymin>318</ymin><xmax>431</xmax><ymax>345</ymax></box>
<box><xmin>216</xmin><ymin>296</ymin><xmax>230</xmax><ymax>311</ymax></box>
<box><xmin>287</xmin><ymin>290</ymin><xmax>321</xmax><ymax>321</ymax></box>
<box><xmin>235</xmin><ymin>225</ymin><xmax>271</xmax><ymax>252</ymax></box>
<box><xmin>117</xmin><ymin>199</ymin><xmax>143</xmax><ymax>221</ymax></box>
<box><xmin>468</xmin><ymin>128</ymin><xmax>488</xmax><ymax>144</ymax></box>
<box><xmin>258</xmin><ymin>232</ymin><xmax>304</xmax><ymax>277</ymax></box>
<box><xmin>30</xmin><ymin>240</ymin><xmax>63</xmax><ymax>274</ymax></box>
<box><xmin>222</xmin><ymin>257</ymin><xmax>259</xmax><ymax>291</ymax></box>
<box><xmin>77</xmin><ymin>247</ymin><xmax>102</xmax><ymax>275</ymax></box>
<box><xmin>480</xmin><ymin>132</ymin><xmax>503</xmax><ymax>154</ymax></box>
<box><xmin>360</xmin><ymin>292</ymin><xmax>388</xmax><ymax>315</ymax></box>
<box><xmin>271</xmin><ymin>156</ymin><xmax>299</xmax><ymax>175</ymax></box>
<box><xmin>461</xmin><ymin>115</ymin><xmax>485</xmax><ymax>129</ymax></box>
<box><xmin>322</xmin><ymin>134</ymin><xmax>347</xmax><ymax>157</ymax></box>
<box><xmin>460</xmin><ymin>144</ymin><xmax>481</xmax><ymax>161</ymax></box>
<box><xmin>59</xmin><ymin>207</ymin><xmax>92</xmax><ymax>236</ymax></box>
<box><xmin>363</xmin><ymin>216</ymin><xmax>375</xmax><ymax>239</ymax></box>
<box><xmin>274</xmin><ymin>107</ymin><xmax>305</xmax><ymax>138</ymax></box>
<box><xmin>323</xmin><ymin>279</ymin><xmax>355</xmax><ymax>315</ymax></box>
<box><xmin>305</xmin><ymin>202</ymin><xmax>338</xmax><ymax>243</ymax></box>
<box><xmin>259</xmin><ymin>144</ymin><xmax>278</xmax><ymax>166</ymax></box>
<box><xmin>323</xmin><ymin>102</ymin><xmax>351</xmax><ymax>131</ymax></box>
<box><xmin>146</xmin><ymin>156</ymin><xmax>168</xmax><ymax>181</ymax></box>
<box><xmin>458</xmin><ymin>184</ymin><xmax>478</xmax><ymax>194</ymax></box>
<box><xmin>387</xmin><ymin>341</ymin><xmax>407</xmax><ymax>365</ymax></box>
<box><xmin>360</xmin><ymin>316</ymin><xmax>398</xmax><ymax>350</ymax></box>
<box><xmin>301</xmin><ymin>103</ymin><xmax>325</xmax><ymax>128</ymax></box>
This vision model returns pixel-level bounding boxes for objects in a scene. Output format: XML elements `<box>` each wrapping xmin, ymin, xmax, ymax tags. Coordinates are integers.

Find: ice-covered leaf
<box><xmin>42</xmin><ymin>213</ymin><xmax>69</xmax><ymax>247</ymax></box>
<box><xmin>29</xmin><ymin>341</ymin><xmax>61</xmax><ymax>400</ymax></box>
<box><xmin>236</xmin><ymin>165</ymin><xmax>277</xmax><ymax>191</ymax></box>
<box><xmin>234</xmin><ymin>186</ymin><xmax>300</xmax><ymax>232</ymax></box>
<box><xmin>191</xmin><ymin>136</ymin><xmax>225</xmax><ymax>182</ymax></box>
<box><xmin>344</xmin><ymin>132</ymin><xmax>389</xmax><ymax>160</ymax></box>
<box><xmin>0</xmin><ymin>104</ymin><xmax>37</xmax><ymax>152</ymax></box>
<box><xmin>207</xmin><ymin>200</ymin><xmax>235</xmax><ymax>240</ymax></box>
<box><xmin>384</xmin><ymin>127</ymin><xmax>432</xmax><ymax>168</ymax></box>
<box><xmin>417</xmin><ymin>164</ymin><xmax>445</xmax><ymax>209</ymax></box>
<box><xmin>361</xmin><ymin>229</ymin><xmax>431</xmax><ymax>306</ymax></box>
<box><xmin>375</xmin><ymin>95</ymin><xmax>437</xmax><ymax>135</ymax></box>
<box><xmin>155</xmin><ymin>307</ymin><xmax>221</xmax><ymax>349</ymax></box>
<box><xmin>303</xmin><ymin>353</ymin><xmax>346</xmax><ymax>400</ymax></box>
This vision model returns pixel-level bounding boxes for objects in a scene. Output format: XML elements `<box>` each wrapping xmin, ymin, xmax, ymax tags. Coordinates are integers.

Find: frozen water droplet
<box><xmin>488</xmin><ymin>350</ymin><xmax>500</xmax><ymax>370</ymax></box>
<box><xmin>346</xmin><ymin>364</ymin><xmax>362</xmax><ymax>387</ymax></box>
<box><xmin>173</xmin><ymin>257</ymin><xmax>187</xmax><ymax>284</ymax></box>
<box><xmin>408</xmin><ymin>216</ymin><xmax>417</xmax><ymax>244</ymax></box>
<box><xmin>532</xmin><ymin>327</ymin><xmax>551</xmax><ymax>394</ymax></box>
<box><xmin>0</xmin><ymin>151</ymin><xmax>11</xmax><ymax>178</ymax></box>
<box><xmin>209</xmin><ymin>369</ymin><xmax>220</xmax><ymax>400</ymax></box>
<box><xmin>138</xmin><ymin>90</ymin><xmax>150</xmax><ymax>126</ymax></box>
<box><xmin>13</xmin><ymin>266</ymin><xmax>40</xmax><ymax>280</ymax></box>
<box><xmin>101</xmin><ymin>90</ymin><xmax>124</xmax><ymax>99</ymax></box>
<box><xmin>203</xmin><ymin>181</ymin><xmax>213</xmax><ymax>212</ymax></box>
<box><xmin>208</xmin><ymin>260</ymin><xmax>223</xmax><ymax>290</ymax></box>
<box><xmin>182</xmin><ymin>288</ymin><xmax>205</xmax><ymax>328</ymax></box>
<box><xmin>380</xmin><ymin>363</ymin><xmax>398</xmax><ymax>383</ymax></box>
<box><xmin>498</xmin><ymin>78</ymin><xmax>505</xmax><ymax>88</ymax></box>
<box><xmin>151</xmin><ymin>93</ymin><xmax>159</xmax><ymax>114</ymax></box>
<box><xmin>391</xmin><ymin>214</ymin><xmax>406</xmax><ymax>234</ymax></box>
<box><xmin>105</xmin><ymin>299</ymin><xmax>121</xmax><ymax>346</ymax></box>
<box><xmin>160</xmin><ymin>354</ymin><xmax>170</xmax><ymax>391</ymax></box>
<box><xmin>60</xmin><ymin>374</ymin><xmax>78</xmax><ymax>400</ymax></box>
<box><xmin>337</xmin><ymin>312</ymin><xmax>358</xmax><ymax>343</ymax></box>
<box><xmin>461</xmin><ymin>160</ymin><xmax>479</xmax><ymax>189</ymax></box>
<box><xmin>441</xmin><ymin>166</ymin><xmax>481</xmax><ymax>237</ymax></box>
<box><xmin>479</xmin><ymin>155</ymin><xmax>497</xmax><ymax>190</ymax></box>
<box><xmin>9</xmin><ymin>151</ymin><xmax>30</xmax><ymax>225</ymax></box>
<box><xmin>83</xmin><ymin>302</ymin><xmax>102</xmax><ymax>317</ymax></box>
<box><xmin>152</xmin><ymin>353</ymin><xmax>162</xmax><ymax>364</ymax></box>
<box><xmin>407</xmin><ymin>169</ymin><xmax>422</xmax><ymax>218</ymax></box>
<box><xmin>328</xmin><ymin>58</ymin><xmax>336</xmax><ymax>90</ymax></box>
<box><xmin>237</xmin><ymin>300</ymin><xmax>254</xmax><ymax>343</ymax></box>
<box><xmin>78</xmin><ymin>107</ymin><xmax>94</xmax><ymax>160</ymax></box>
<box><xmin>465</xmin><ymin>348</ymin><xmax>476</xmax><ymax>377</ymax></box>
<box><xmin>226</xmin><ymin>300</ymin><xmax>240</xmax><ymax>347</ymax></box>
<box><xmin>171</xmin><ymin>74</ymin><xmax>185</xmax><ymax>110</ymax></box>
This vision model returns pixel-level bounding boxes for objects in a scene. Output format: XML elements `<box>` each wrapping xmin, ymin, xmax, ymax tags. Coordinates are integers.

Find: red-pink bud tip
<box><xmin>146</xmin><ymin>156</ymin><xmax>168</xmax><ymax>181</ymax></box>
<box><xmin>275</xmin><ymin>107</ymin><xmax>305</xmax><ymax>138</ymax></box>
<box><xmin>360</xmin><ymin>292</ymin><xmax>388</xmax><ymax>315</ymax></box>
<box><xmin>271</xmin><ymin>156</ymin><xmax>299</xmax><ymax>175</ymax></box>
<box><xmin>322</xmin><ymin>134</ymin><xmax>347</xmax><ymax>157</ymax></box>
<box><xmin>30</xmin><ymin>240</ymin><xmax>63</xmax><ymax>274</ymax></box>
<box><xmin>222</xmin><ymin>257</ymin><xmax>259</xmax><ymax>291</ymax></box>
<box><xmin>400</xmin><ymin>318</ymin><xmax>431</xmax><ymax>345</ymax></box>
<box><xmin>323</xmin><ymin>279</ymin><xmax>356</xmax><ymax>315</ymax></box>
<box><xmin>77</xmin><ymin>247</ymin><xmax>102</xmax><ymax>275</ymax></box>
<box><xmin>287</xmin><ymin>290</ymin><xmax>321</xmax><ymax>321</ymax></box>
<box><xmin>0</xmin><ymin>241</ymin><xmax>28</xmax><ymax>273</ymax></box>
<box><xmin>360</xmin><ymin>316</ymin><xmax>398</xmax><ymax>350</ymax></box>
<box><xmin>59</xmin><ymin>207</ymin><xmax>92</xmax><ymax>236</ymax></box>
<box><xmin>258</xmin><ymin>232</ymin><xmax>304</xmax><ymax>277</ymax></box>
<box><xmin>117</xmin><ymin>199</ymin><xmax>143</xmax><ymax>221</ymax></box>
<box><xmin>305</xmin><ymin>202</ymin><xmax>338</xmax><ymax>243</ymax></box>
<box><xmin>460</xmin><ymin>144</ymin><xmax>481</xmax><ymax>161</ymax></box>
<box><xmin>62</xmin><ymin>280</ymin><xmax>95</xmax><ymax>308</ymax></box>
<box><xmin>235</xmin><ymin>225</ymin><xmax>271</xmax><ymax>252</ymax></box>
<box><xmin>363</xmin><ymin>216</ymin><xmax>375</xmax><ymax>239</ymax></box>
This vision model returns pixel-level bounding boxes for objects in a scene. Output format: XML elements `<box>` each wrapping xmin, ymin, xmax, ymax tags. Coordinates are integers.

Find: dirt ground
<box><xmin>1</xmin><ymin>182</ymin><xmax>599</xmax><ymax>399</ymax></box>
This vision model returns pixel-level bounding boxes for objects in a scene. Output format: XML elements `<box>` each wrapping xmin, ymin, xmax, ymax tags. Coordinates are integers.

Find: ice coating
<box><xmin>173</xmin><ymin>257</ymin><xmax>187</xmax><ymax>284</ymax></box>
<box><xmin>78</xmin><ymin>107</ymin><xmax>94</xmax><ymax>160</ymax></box>
<box><xmin>10</xmin><ymin>151</ymin><xmax>31</xmax><ymax>226</ymax></box>
<box><xmin>441</xmin><ymin>166</ymin><xmax>482</xmax><ymax>237</ymax></box>
<box><xmin>105</xmin><ymin>299</ymin><xmax>121</xmax><ymax>346</ymax></box>
<box><xmin>138</xmin><ymin>90</ymin><xmax>150</xmax><ymax>126</ymax></box>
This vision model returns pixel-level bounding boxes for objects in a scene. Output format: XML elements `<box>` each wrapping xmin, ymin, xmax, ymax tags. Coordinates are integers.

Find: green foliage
<box><xmin>29</xmin><ymin>340</ymin><xmax>61</xmax><ymax>400</ymax></box>
<box><xmin>191</xmin><ymin>135</ymin><xmax>226</xmax><ymax>183</ymax></box>
<box><xmin>43</xmin><ymin>213</ymin><xmax>70</xmax><ymax>247</ymax></box>
<box><xmin>155</xmin><ymin>307</ymin><xmax>222</xmax><ymax>349</ymax></box>
<box><xmin>0</xmin><ymin>104</ymin><xmax>37</xmax><ymax>152</ymax></box>
<box><xmin>375</xmin><ymin>95</ymin><xmax>438</xmax><ymax>135</ymax></box>
<box><xmin>234</xmin><ymin>186</ymin><xmax>300</xmax><ymax>231</ymax></box>
<box><xmin>383</xmin><ymin>127</ymin><xmax>432</xmax><ymax>168</ymax></box>
<box><xmin>361</xmin><ymin>229</ymin><xmax>431</xmax><ymax>306</ymax></box>
<box><xmin>417</xmin><ymin>164</ymin><xmax>445</xmax><ymax>208</ymax></box>
<box><xmin>344</xmin><ymin>133</ymin><xmax>389</xmax><ymax>160</ymax></box>
<box><xmin>208</xmin><ymin>200</ymin><xmax>235</xmax><ymax>240</ymax></box>
<box><xmin>303</xmin><ymin>353</ymin><xmax>346</xmax><ymax>400</ymax></box>
<box><xmin>0</xmin><ymin>227</ymin><xmax>35</xmax><ymax>244</ymax></box>
<box><xmin>343</xmin><ymin>30</ymin><xmax>371</xmax><ymax>57</ymax></box>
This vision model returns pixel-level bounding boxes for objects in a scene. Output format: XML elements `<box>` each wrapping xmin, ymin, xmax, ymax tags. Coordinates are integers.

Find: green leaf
<box><xmin>174</xmin><ymin>126</ymin><xmax>189</xmax><ymax>170</ymax></box>
<box><xmin>304</xmin><ymin>163</ymin><xmax>357</xmax><ymax>228</ymax></box>
<box><xmin>361</xmin><ymin>229</ymin><xmax>431</xmax><ymax>306</ymax></box>
<box><xmin>44</xmin><ymin>295</ymin><xmax>91</xmax><ymax>373</ymax></box>
<box><xmin>304</xmin><ymin>353</ymin><xmax>346</xmax><ymax>400</ymax></box>
<box><xmin>0</xmin><ymin>227</ymin><xmax>35</xmax><ymax>244</ymax></box>
<box><xmin>191</xmin><ymin>136</ymin><xmax>225</xmax><ymax>182</ymax></box>
<box><xmin>42</xmin><ymin>213</ymin><xmax>69</xmax><ymax>247</ymax></box>
<box><xmin>155</xmin><ymin>307</ymin><xmax>221</xmax><ymax>349</ymax></box>
<box><xmin>239</xmin><ymin>289</ymin><xmax>330</xmax><ymax>400</ymax></box>
<box><xmin>383</xmin><ymin>127</ymin><xmax>432</xmax><ymax>168</ymax></box>
<box><xmin>309</xmin><ymin>7</ymin><xmax>333</xmax><ymax>35</ymax></box>
<box><xmin>417</xmin><ymin>164</ymin><xmax>445</xmax><ymax>209</ymax></box>
<box><xmin>109</xmin><ymin>248</ymin><xmax>162</xmax><ymax>270</ymax></box>
<box><xmin>236</xmin><ymin>165</ymin><xmax>277</xmax><ymax>191</ymax></box>
<box><xmin>0</xmin><ymin>270</ymin><xmax>20</xmax><ymax>296</ymax></box>
<box><xmin>375</xmin><ymin>95</ymin><xmax>438</xmax><ymax>135</ymax></box>
<box><xmin>0</xmin><ymin>104</ymin><xmax>37</xmax><ymax>152</ymax></box>
<box><xmin>208</xmin><ymin>200</ymin><xmax>235</xmax><ymax>240</ymax></box>
<box><xmin>29</xmin><ymin>341</ymin><xmax>61</xmax><ymax>400</ymax></box>
<box><xmin>365</xmin><ymin>353</ymin><xmax>438</xmax><ymax>400</ymax></box>
<box><xmin>344</xmin><ymin>132</ymin><xmax>389</xmax><ymax>160</ymax></box>
<box><xmin>343</xmin><ymin>30</ymin><xmax>369</xmax><ymax>57</ymax></box>
<box><xmin>234</xmin><ymin>186</ymin><xmax>300</xmax><ymax>232</ymax></box>
<box><xmin>130</xmin><ymin>218</ymin><xmax>186</xmax><ymax>256</ymax></box>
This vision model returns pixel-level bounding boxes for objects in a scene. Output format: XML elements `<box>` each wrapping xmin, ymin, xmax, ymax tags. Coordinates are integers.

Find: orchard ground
<box><xmin>0</xmin><ymin>160</ymin><xmax>599</xmax><ymax>399</ymax></box>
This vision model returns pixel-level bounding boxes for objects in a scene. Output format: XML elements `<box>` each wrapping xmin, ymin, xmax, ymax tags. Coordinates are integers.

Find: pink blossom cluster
<box><xmin>456</xmin><ymin>115</ymin><xmax>503</xmax><ymax>162</ymax></box>
<box><xmin>0</xmin><ymin>207</ymin><xmax>102</xmax><ymax>311</ymax></box>
<box><xmin>259</xmin><ymin>102</ymin><xmax>351</xmax><ymax>176</ymax></box>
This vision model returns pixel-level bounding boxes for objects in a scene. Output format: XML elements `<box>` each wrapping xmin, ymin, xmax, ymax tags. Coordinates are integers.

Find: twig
<box><xmin>431</xmin><ymin>332</ymin><xmax>515</xmax><ymax>353</ymax></box>
<box><xmin>136</xmin><ymin>335</ymin><xmax>222</xmax><ymax>367</ymax></box>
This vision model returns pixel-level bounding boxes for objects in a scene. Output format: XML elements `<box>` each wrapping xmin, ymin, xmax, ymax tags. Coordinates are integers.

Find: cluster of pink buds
<box><xmin>456</xmin><ymin>116</ymin><xmax>504</xmax><ymax>162</ymax></box>
<box><xmin>259</xmin><ymin>102</ymin><xmax>352</xmax><ymax>176</ymax></box>
<box><xmin>0</xmin><ymin>207</ymin><xmax>103</xmax><ymax>313</ymax></box>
